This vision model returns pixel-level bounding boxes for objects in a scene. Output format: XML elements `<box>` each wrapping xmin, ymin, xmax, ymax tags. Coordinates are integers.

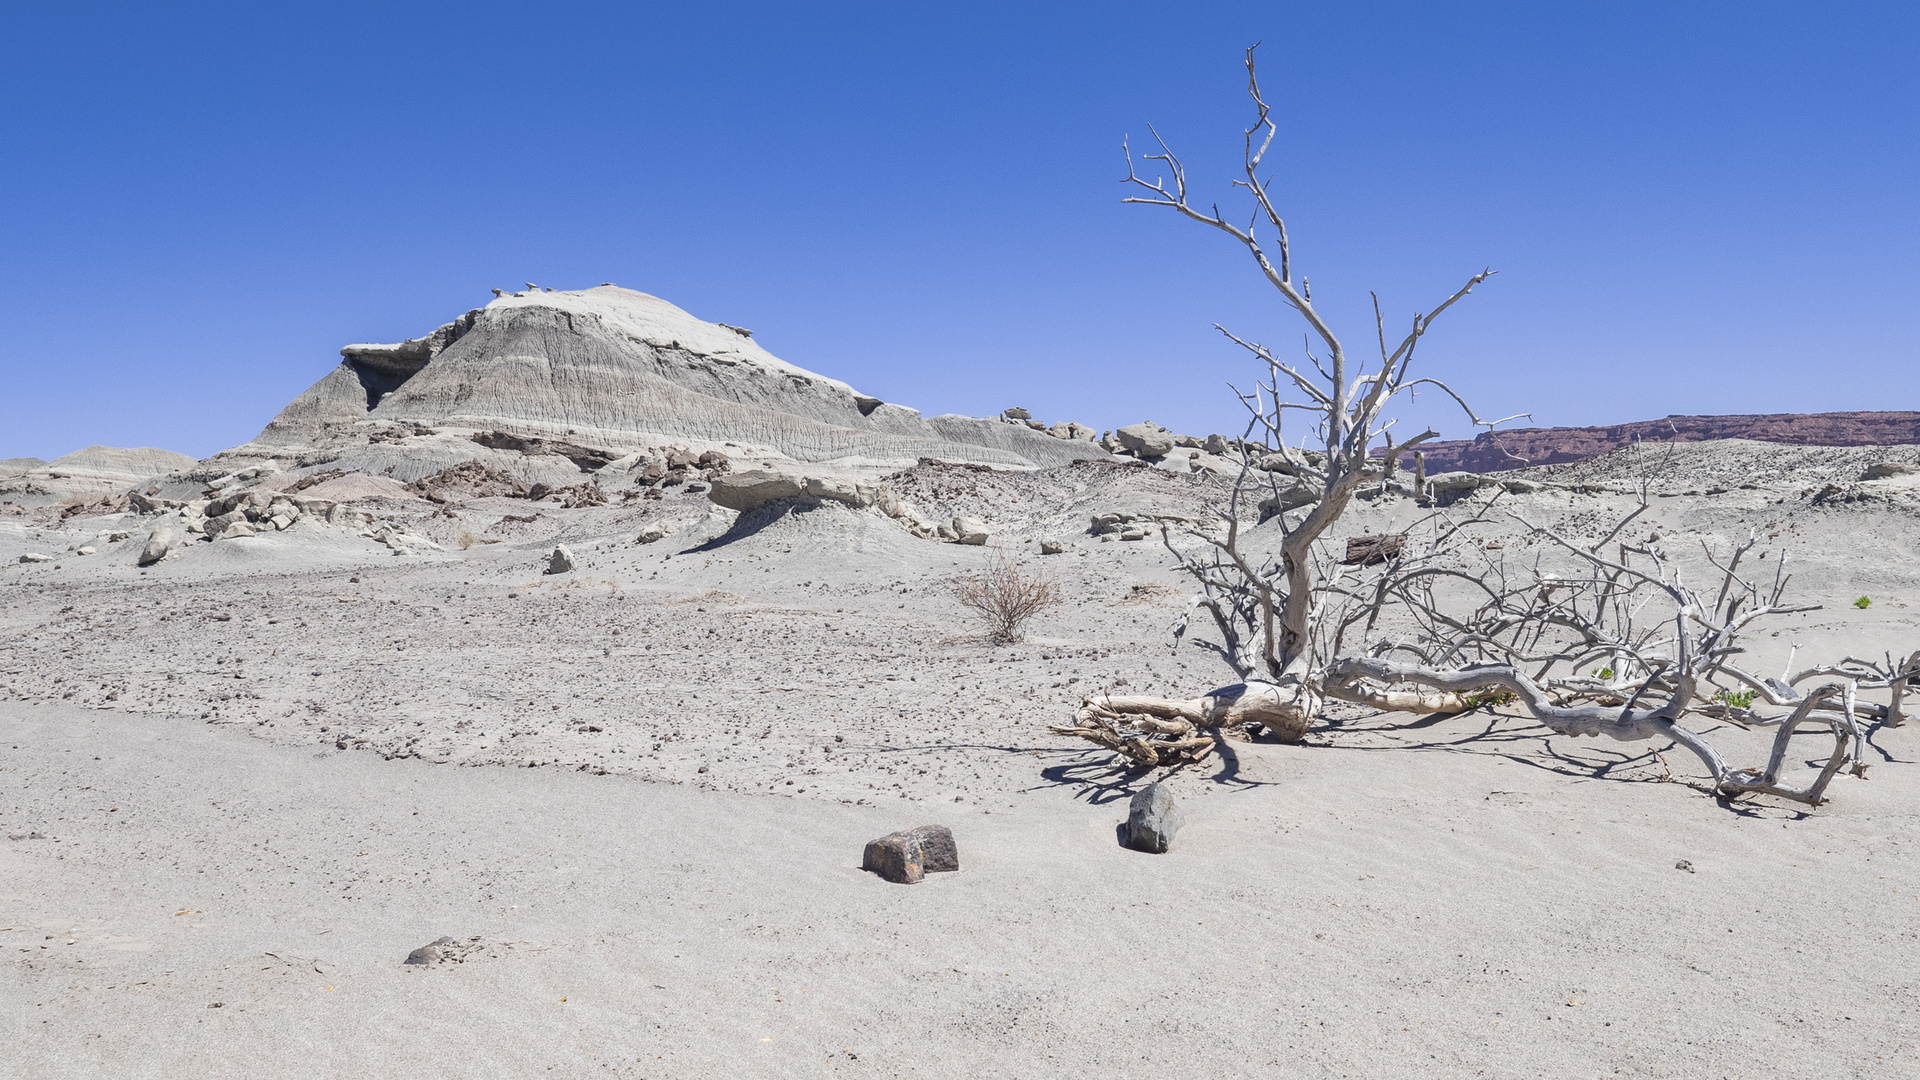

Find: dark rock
<box><xmin>470</xmin><ymin>430</ymin><xmax>617</xmax><ymax>471</ymax></box>
<box><xmin>1126</xmin><ymin>783</ymin><xmax>1184</xmax><ymax>854</ymax></box>
<box><xmin>863</xmin><ymin>824</ymin><xmax>959</xmax><ymax>883</ymax></box>
<box><xmin>862</xmin><ymin>836</ymin><xmax>922</xmax><ymax>884</ymax></box>
<box><xmin>900</xmin><ymin>824</ymin><xmax>959</xmax><ymax>873</ymax></box>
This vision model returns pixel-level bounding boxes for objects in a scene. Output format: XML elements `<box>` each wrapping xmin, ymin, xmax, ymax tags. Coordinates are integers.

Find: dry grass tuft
<box><xmin>954</xmin><ymin>552</ymin><xmax>1061</xmax><ymax>644</ymax></box>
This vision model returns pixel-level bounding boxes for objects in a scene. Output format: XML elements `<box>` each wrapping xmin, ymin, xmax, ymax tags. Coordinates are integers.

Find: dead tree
<box><xmin>1054</xmin><ymin>43</ymin><xmax>1512</xmax><ymax>759</ymax></box>
<box><xmin>1052</xmin><ymin>46</ymin><xmax>1909</xmax><ymax>804</ymax></box>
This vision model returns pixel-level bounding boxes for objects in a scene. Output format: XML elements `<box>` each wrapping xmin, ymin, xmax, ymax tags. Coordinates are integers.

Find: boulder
<box><xmin>218</xmin><ymin>520</ymin><xmax>258</xmax><ymax>540</ymax></box>
<box><xmin>863</xmin><ymin>824</ymin><xmax>959</xmax><ymax>884</ymax></box>
<box><xmin>18</xmin><ymin>552</ymin><xmax>53</xmax><ymax>564</ymax></box>
<box><xmin>1116</xmin><ymin>421</ymin><xmax>1175</xmax><ymax>459</ymax></box>
<box><xmin>636</xmin><ymin>523</ymin><xmax>669</xmax><ymax>544</ymax></box>
<box><xmin>707</xmin><ymin>470</ymin><xmax>805</xmax><ymax>512</ymax></box>
<box><xmin>1425</xmin><ymin>471</ymin><xmax>1485</xmax><ymax>505</ymax></box>
<box><xmin>1204</xmin><ymin>433</ymin><xmax>1230</xmax><ymax>455</ymax></box>
<box><xmin>546</xmin><ymin>545</ymin><xmax>576</xmax><ymax>574</ymax></box>
<box><xmin>1002</xmin><ymin>407</ymin><xmax>1032</xmax><ymax>420</ymax></box>
<box><xmin>952</xmin><ymin>517</ymin><xmax>991</xmax><ymax>546</ymax></box>
<box><xmin>137</xmin><ymin>526</ymin><xmax>177</xmax><ymax>566</ymax></box>
<box><xmin>1125</xmin><ymin>782</ymin><xmax>1184</xmax><ymax>854</ymax></box>
<box><xmin>1865</xmin><ymin>461</ymin><xmax>1920</xmax><ymax>480</ymax></box>
<box><xmin>803</xmin><ymin>476</ymin><xmax>871</xmax><ymax>507</ymax></box>
<box><xmin>1256</xmin><ymin>481</ymin><xmax>1320</xmax><ymax>522</ymax></box>
<box><xmin>1039</xmin><ymin>539</ymin><xmax>1065</xmax><ymax>555</ymax></box>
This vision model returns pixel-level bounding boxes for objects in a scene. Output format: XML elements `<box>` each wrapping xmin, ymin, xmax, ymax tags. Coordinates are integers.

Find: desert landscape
<box><xmin>5</xmin><ymin>275</ymin><xmax>1920</xmax><ymax>1078</ymax></box>
<box><xmin>7</xmin><ymin>13</ymin><xmax>1919</xmax><ymax>1076</ymax></box>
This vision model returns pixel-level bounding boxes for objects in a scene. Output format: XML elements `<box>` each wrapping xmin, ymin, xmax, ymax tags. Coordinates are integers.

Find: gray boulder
<box><xmin>1204</xmin><ymin>433</ymin><xmax>1230</xmax><ymax>455</ymax></box>
<box><xmin>18</xmin><ymin>552</ymin><xmax>53</xmax><ymax>564</ymax></box>
<box><xmin>1865</xmin><ymin>461</ymin><xmax>1920</xmax><ymax>480</ymax></box>
<box><xmin>546</xmin><ymin>545</ymin><xmax>576</xmax><ymax>574</ymax></box>
<box><xmin>707</xmin><ymin>470</ymin><xmax>805</xmax><ymax>512</ymax></box>
<box><xmin>1039</xmin><ymin>539</ymin><xmax>1065</xmax><ymax>555</ymax></box>
<box><xmin>137</xmin><ymin>526</ymin><xmax>177</xmax><ymax>566</ymax></box>
<box><xmin>1126</xmin><ymin>783</ymin><xmax>1185</xmax><ymax>854</ymax></box>
<box><xmin>1257</xmin><ymin>480</ymin><xmax>1320</xmax><ymax>522</ymax></box>
<box><xmin>952</xmin><ymin>517</ymin><xmax>991</xmax><ymax>545</ymax></box>
<box><xmin>1116</xmin><ymin>421</ymin><xmax>1175</xmax><ymax>459</ymax></box>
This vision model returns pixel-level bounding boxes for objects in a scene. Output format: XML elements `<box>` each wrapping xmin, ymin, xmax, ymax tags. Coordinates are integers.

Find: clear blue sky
<box><xmin>2</xmin><ymin>1</ymin><xmax>1914</xmax><ymax>460</ymax></box>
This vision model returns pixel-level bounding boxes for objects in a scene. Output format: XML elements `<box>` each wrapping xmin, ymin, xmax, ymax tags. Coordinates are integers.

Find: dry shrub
<box><xmin>954</xmin><ymin>552</ymin><xmax>1061</xmax><ymax>644</ymax></box>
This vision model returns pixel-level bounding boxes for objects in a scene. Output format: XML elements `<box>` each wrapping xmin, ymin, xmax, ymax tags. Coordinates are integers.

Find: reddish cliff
<box><xmin>1406</xmin><ymin>412</ymin><xmax>1920</xmax><ymax>473</ymax></box>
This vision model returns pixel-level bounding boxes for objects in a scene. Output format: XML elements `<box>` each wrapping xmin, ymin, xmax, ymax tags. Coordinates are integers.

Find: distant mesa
<box><xmin>1413</xmin><ymin>412</ymin><xmax>1920</xmax><ymax>473</ymax></box>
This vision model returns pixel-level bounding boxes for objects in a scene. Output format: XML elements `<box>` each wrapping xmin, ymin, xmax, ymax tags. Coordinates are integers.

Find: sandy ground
<box><xmin>6</xmin><ymin>701</ymin><xmax>1918</xmax><ymax>1079</ymax></box>
<box><xmin>5</xmin><ymin>448</ymin><xmax>1920</xmax><ymax>1076</ymax></box>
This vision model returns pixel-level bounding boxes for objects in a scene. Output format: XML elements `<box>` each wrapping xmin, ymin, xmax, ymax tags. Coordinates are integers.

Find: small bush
<box><xmin>954</xmin><ymin>552</ymin><xmax>1061</xmax><ymax>644</ymax></box>
<box><xmin>459</xmin><ymin>530</ymin><xmax>476</xmax><ymax>550</ymax></box>
<box><xmin>1854</xmin><ymin>596</ymin><xmax>1873</xmax><ymax>609</ymax></box>
<box><xmin>1714</xmin><ymin>688</ymin><xmax>1759</xmax><ymax>709</ymax></box>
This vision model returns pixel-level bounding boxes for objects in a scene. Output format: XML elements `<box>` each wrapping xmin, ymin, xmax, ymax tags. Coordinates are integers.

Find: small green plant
<box><xmin>1462</xmin><ymin>689</ymin><xmax>1518</xmax><ymax>710</ymax></box>
<box><xmin>1591</xmin><ymin>666</ymin><xmax>1615</xmax><ymax>680</ymax></box>
<box><xmin>1714</xmin><ymin>688</ymin><xmax>1759</xmax><ymax>709</ymax></box>
<box><xmin>1854</xmin><ymin>596</ymin><xmax>1873</xmax><ymax>609</ymax></box>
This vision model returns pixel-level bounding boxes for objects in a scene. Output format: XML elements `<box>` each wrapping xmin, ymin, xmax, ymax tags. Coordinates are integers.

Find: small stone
<box><xmin>546</xmin><ymin>545</ymin><xmax>576</xmax><ymax>574</ymax></box>
<box><xmin>1126</xmin><ymin>782</ymin><xmax>1184</xmax><ymax>854</ymax></box>
<box><xmin>1039</xmin><ymin>539</ymin><xmax>1065</xmax><ymax>555</ymax></box>
<box><xmin>404</xmin><ymin>936</ymin><xmax>458</xmax><ymax>965</ymax></box>
<box><xmin>1675</xmin><ymin>859</ymin><xmax>1695</xmax><ymax>873</ymax></box>
<box><xmin>77</xmin><ymin>546</ymin><xmax>96</xmax><ymax>555</ymax></box>
<box><xmin>19</xmin><ymin>552</ymin><xmax>53</xmax><ymax>563</ymax></box>
<box><xmin>952</xmin><ymin>517</ymin><xmax>991</xmax><ymax>546</ymax></box>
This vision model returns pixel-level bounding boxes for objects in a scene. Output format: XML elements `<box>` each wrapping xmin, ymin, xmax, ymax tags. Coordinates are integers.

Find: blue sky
<box><xmin>2</xmin><ymin>1</ymin><xmax>1914</xmax><ymax>460</ymax></box>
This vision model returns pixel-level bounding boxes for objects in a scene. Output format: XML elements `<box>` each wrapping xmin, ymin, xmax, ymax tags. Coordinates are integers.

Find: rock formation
<box><xmin>242</xmin><ymin>285</ymin><xmax>1107</xmax><ymax>472</ymax></box>
<box><xmin>1415</xmin><ymin>412</ymin><xmax>1920</xmax><ymax>473</ymax></box>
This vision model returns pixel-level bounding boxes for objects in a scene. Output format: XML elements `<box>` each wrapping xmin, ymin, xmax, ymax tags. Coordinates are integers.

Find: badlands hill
<box><xmin>245</xmin><ymin>284</ymin><xmax>1105</xmax><ymax>473</ymax></box>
